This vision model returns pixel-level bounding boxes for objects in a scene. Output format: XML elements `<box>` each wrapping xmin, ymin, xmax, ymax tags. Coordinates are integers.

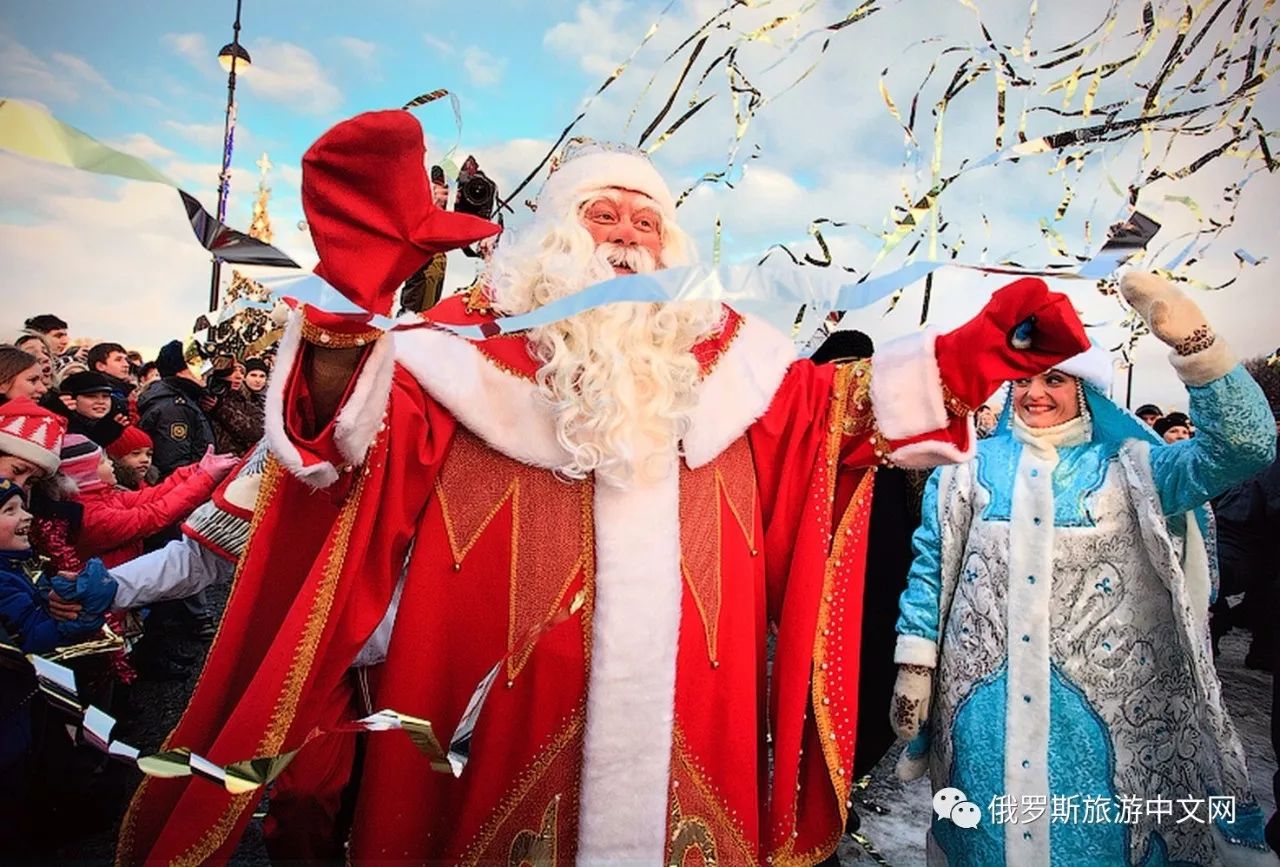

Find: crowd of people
<box><xmin>2</xmin><ymin>114</ymin><xmax>1279</xmax><ymax>867</ymax></box>
<box><xmin>0</xmin><ymin>313</ymin><xmax>275</xmax><ymax>855</ymax></box>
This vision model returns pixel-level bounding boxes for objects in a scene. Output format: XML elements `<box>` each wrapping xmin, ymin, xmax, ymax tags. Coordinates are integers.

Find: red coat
<box><xmin>74</xmin><ymin>466</ymin><xmax>220</xmax><ymax>568</ymax></box>
<box><xmin>120</xmin><ymin>298</ymin><xmax>979</xmax><ymax>866</ymax></box>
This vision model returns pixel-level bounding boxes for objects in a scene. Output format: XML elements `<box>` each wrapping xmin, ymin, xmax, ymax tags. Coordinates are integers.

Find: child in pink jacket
<box><xmin>60</xmin><ymin>434</ymin><xmax>237</xmax><ymax>568</ymax></box>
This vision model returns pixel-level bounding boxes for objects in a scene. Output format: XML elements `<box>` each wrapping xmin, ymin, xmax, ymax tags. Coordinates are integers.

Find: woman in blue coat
<box><xmin>892</xmin><ymin>273</ymin><xmax>1277</xmax><ymax>866</ymax></box>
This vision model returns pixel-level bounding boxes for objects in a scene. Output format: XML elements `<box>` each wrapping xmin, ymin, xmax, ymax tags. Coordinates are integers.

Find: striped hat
<box><xmin>0</xmin><ymin>398</ymin><xmax>67</xmax><ymax>476</ymax></box>
<box><xmin>59</xmin><ymin>433</ymin><xmax>106</xmax><ymax>493</ymax></box>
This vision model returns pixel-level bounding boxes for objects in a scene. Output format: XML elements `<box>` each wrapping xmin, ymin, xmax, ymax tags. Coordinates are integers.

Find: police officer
<box><xmin>137</xmin><ymin>340</ymin><xmax>216</xmax><ymax>478</ymax></box>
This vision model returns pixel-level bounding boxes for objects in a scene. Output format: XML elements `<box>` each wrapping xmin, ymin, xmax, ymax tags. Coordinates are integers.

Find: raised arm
<box><xmin>1119</xmin><ymin>272</ymin><xmax>1276</xmax><ymax>515</ymax></box>
<box><xmin>840</xmin><ymin>276</ymin><xmax>1090</xmax><ymax>471</ymax></box>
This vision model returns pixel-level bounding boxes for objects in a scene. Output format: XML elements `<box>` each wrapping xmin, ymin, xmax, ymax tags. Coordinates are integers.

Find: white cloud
<box><xmin>423</xmin><ymin>33</ymin><xmax>455</xmax><ymax>57</ymax></box>
<box><xmin>0</xmin><ymin>34</ymin><xmax>125</xmax><ymax>105</ymax></box>
<box><xmin>462</xmin><ymin>46</ymin><xmax>506</xmax><ymax>88</ymax></box>
<box><xmin>336</xmin><ymin>36</ymin><xmax>377</xmax><ymax>63</ymax></box>
<box><xmin>104</xmin><ymin>133</ymin><xmax>175</xmax><ymax>163</ymax></box>
<box><xmin>0</xmin><ymin>164</ymin><xmax>210</xmax><ymax>352</ymax></box>
<box><xmin>240</xmin><ymin>38</ymin><xmax>343</xmax><ymax>115</ymax></box>
<box><xmin>162</xmin><ymin>119</ymin><xmax>258</xmax><ymax>154</ymax></box>
<box><xmin>50</xmin><ymin>51</ymin><xmax>121</xmax><ymax>99</ymax></box>
<box><xmin>543</xmin><ymin>0</ymin><xmax>635</xmax><ymax>79</ymax></box>
<box><xmin>335</xmin><ymin>36</ymin><xmax>380</xmax><ymax>76</ymax></box>
<box><xmin>161</xmin><ymin>32</ymin><xmax>211</xmax><ymax>71</ymax></box>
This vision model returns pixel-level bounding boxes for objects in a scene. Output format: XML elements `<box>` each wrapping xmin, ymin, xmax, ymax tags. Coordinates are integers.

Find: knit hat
<box><xmin>60</xmin><ymin>433</ymin><xmax>106</xmax><ymax>493</ymax></box>
<box><xmin>106</xmin><ymin>425</ymin><xmax>153</xmax><ymax>460</ymax></box>
<box><xmin>537</xmin><ymin>138</ymin><xmax>677</xmax><ymax>225</ymax></box>
<box><xmin>1134</xmin><ymin>403</ymin><xmax>1162</xmax><ymax>418</ymax></box>
<box><xmin>243</xmin><ymin>357</ymin><xmax>269</xmax><ymax>375</ymax></box>
<box><xmin>61</xmin><ymin>370</ymin><xmax>113</xmax><ymax>397</ymax></box>
<box><xmin>155</xmin><ymin>340</ymin><xmax>187</xmax><ymax>377</ymax></box>
<box><xmin>0</xmin><ymin>478</ymin><xmax>24</xmax><ymax>510</ymax></box>
<box><xmin>0</xmin><ymin>398</ymin><xmax>67</xmax><ymax>476</ymax></box>
<box><xmin>1153</xmin><ymin>416</ymin><xmax>1190</xmax><ymax>437</ymax></box>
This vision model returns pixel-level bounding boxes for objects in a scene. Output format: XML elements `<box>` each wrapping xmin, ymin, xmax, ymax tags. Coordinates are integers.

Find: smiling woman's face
<box><xmin>1010</xmin><ymin>369</ymin><xmax>1081</xmax><ymax>428</ymax></box>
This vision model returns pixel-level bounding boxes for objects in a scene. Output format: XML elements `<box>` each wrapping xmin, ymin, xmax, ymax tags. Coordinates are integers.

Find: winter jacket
<box><xmin>209</xmin><ymin>389</ymin><xmax>265</xmax><ymax>456</ymax></box>
<box><xmin>137</xmin><ymin>377</ymin><xmax>215</xmax><ymax>478</ymax></box>
<box><xmin>74</xmin><ymin>464</ymin><xmax>220</xmax><ymax>567</ymax></box>
<box><xmin>0</xmin><ymin>550</ymin><xmax>111</xmax><ymax>771</ymax></box>
<box><xmin>41</xmin><ymin>390</ymin><xmax>127</xmax><ymax>448</ymax></box>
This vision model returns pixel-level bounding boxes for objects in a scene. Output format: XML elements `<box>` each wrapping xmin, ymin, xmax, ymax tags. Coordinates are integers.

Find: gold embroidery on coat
<box><xmin>436</xmin><ymin>431</ymin><xmax>591</xmax><ymax>681</ymax></box>
<box><xmin>669</xmin><ymin>797</ymin><xmax>719</xmax><ymax>867</ymax></box>
<box><xmin>508</xmin><ymin>796</ymin><xmax>560</xmax><ymax>866</ymax></box>
<box><xmin>679</xmin><ymin>438</ymin><xmax>757</xmax><ymax>663</ymax></box>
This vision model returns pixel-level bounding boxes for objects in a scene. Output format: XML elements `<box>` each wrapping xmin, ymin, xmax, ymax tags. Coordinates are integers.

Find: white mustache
<box><xmin>598</xmin><ymin>243</ymin><xmax>657</xmax><ymax>273</ymax></box>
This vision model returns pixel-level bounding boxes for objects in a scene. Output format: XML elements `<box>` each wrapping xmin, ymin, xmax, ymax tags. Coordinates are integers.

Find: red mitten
<box><xmin>934</xmin><ymin>277</ymin><xmax>1089</xmax><ymax>408</ymax></box>
<box><xmin>302</xmin><ymin>110</ymin><xmax>501</xmax><ymax>315</ymax></box>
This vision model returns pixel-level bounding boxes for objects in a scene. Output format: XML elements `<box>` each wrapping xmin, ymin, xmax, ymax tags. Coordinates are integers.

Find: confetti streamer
<box><xmin>0</xmin><ymin>99</ymin><xmax>298</xmax><ymax>268</ymax></box>
<box><xmin>1</xmin><ymin>590</ymin><xmax>587</xmax><ymax>792</ymax></box>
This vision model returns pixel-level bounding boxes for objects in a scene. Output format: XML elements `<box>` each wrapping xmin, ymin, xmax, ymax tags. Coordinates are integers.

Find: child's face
<box><xmin>119</xmin><ymin>448</ymin><xmax>152</xmax><ymax>481</ymax></box>
<box><xmin>0</xmin><ymin>496</ymin><xmax>33</xmax><ymax>551</ymax></box>
<box><xmin>74</xmin><ymin>392</ymin><xmax>112</xmax><ymax>419</ymax></box>
<box><xmin>0</xmin><ymin>455</ymin><xmax>44</xmax><ymax>490</ymax></box>
<box><xmin>97</xmin><ymin>454</ymin><xmax>117</xmax><ymax>486</ymax></box>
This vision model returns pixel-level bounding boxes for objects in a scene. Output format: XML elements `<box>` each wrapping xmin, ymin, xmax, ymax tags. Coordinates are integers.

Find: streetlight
<box><xmin>208</xmin><ymin>0</ymin><xmax>251</xmax><ymax>313</ymax></box>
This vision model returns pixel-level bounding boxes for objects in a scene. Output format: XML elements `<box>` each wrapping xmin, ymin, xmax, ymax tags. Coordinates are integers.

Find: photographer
<box><xmin>400</xmin><ymin>158</ymin><xmax>500</xmax><ymax>313</ymax></box>
<box><xmin>136</xmin><ymin>340</ymin><xmax>214</xmax><ymax>479</ymax></box>
<box><xmin>206</xmin><ymin>357</ymin><xmax>264</xmax><ymax>457</ymax></box>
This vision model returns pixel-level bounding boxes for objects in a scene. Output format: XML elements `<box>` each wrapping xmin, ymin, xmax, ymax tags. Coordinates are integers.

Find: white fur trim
<box><xmin>896</xmin><ymin>747</ymin><xmax>929</xmax><ymax>782</ymax></box>
<box><xmin>333</xmin><ymin>333</ymin><xmax>395</xmax><ymax>467</ymax></box>
<box><xmin>1169</xmin><ymin>338</ymin><xmax>1236</xmax><ymax>387</ymax></box>
<box><xmin>578</xmin><ymin>461</ymin><xmax>682</xmax><ymax>862</ymax></box>
<box><xmin>263</xmin><ymin>311</ymin><xmax>338</xmax><ymax>489</ymax></box>
<box><xmin>894</xmin><ymin>634</ymin><xmax>939</xmax><ymax>667</ymax></box>
<box><xmin>888</xmin><ymin>418</ymin><xmax>977</xmax><ymax>470</ymax></box>
<box><xmin>392</xmin><ymin>325</ymin><xmax>569</xmax><ymax>469</ymax></box>
<box><xmin>538</xmin><ymin>150</ymin><xmax>676</xmax><ymax>223</ymax></box>
<box><xmin>1182</xmin><ymin>502</ymin><xmax>1212</xmax><ymax>634</ymax></box>
<box><xmin>871</xmin><ymin>329</ymin><xmax>949</xmax><ymax>440</ymax></box>
<box><xmin>1003</xmin><ymin>446</ymin><xmax>1055</xmax><ymax>866</ymax></box>
<box><xmin>683</xmin><ymin>313</ymin><xmax>796</xmax><ymax>469</ymax></box>
<box><xmin>1056</xmin><ymin>343</ymin><xmax>1114</xmax><ymax>392</ymax></box>
<box><xmin>0</xmin><ymin>429</ymin><xmax>60</xmax><ymax>475</ymax></box>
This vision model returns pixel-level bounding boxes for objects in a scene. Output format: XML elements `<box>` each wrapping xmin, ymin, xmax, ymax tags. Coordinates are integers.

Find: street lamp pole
<box><xmin>208</xmin><ymin>0</ymin><xmax>248</xmax><ymax>313</ymax></box>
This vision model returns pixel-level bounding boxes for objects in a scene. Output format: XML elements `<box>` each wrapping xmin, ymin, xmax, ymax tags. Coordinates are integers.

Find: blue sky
<box><xmin>2</xmin><ymin>1</ymin><xmax>1278</xmax><ymax>410</ymax></box>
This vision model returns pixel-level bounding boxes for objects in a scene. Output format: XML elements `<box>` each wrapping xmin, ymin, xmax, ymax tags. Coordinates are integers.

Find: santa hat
<box><xmin>537</xmin><ymin>138</ymin><xmax>677</xmax><ymax>225</ymax></box>
<box><xmin>1056</xmin><ymin>343</ymin><xmax>1114</xmax><ymax>393</ymax></box>
<box><xmin>0</xmin><ymin>398</ymin><xmax>67</xmax><ymax>476</ymax></box>
<box><xmin>106</xmin><ymin>425</ymin><xmax>153</xmax><ymax>460</ymax></box>
<box><xmin>60</xmin><ymin>433</ymin><xmax>105</xmax><ymax>493</ymax></box>
<box><xmin>301</xmin><ymin>110</ymin><xmax>500</xmax><ymax>315</ymax></box>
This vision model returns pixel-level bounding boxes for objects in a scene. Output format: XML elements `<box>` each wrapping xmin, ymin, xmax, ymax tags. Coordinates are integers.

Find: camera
<box><xmin>453</xmin><ymin>155</ymin><xmax>496</xmax><ymax>221</ymax></box>
<box><xmin>204</xmin><ymin>354</ymin><xmax>236</xmax><ymax>398</ymax></box>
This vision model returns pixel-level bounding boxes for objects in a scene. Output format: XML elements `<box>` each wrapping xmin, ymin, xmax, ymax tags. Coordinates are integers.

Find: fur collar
<box><xmin>393</xmin><ymin>304</ymin><xmax>795</xmax><ymax>470</ymax></box>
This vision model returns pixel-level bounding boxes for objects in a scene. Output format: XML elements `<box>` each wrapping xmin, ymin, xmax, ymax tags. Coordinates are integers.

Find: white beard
<box><xmin>487</xmin><ymin>224</ymin><xmax>723</xmax><ymax>488</ymax></box>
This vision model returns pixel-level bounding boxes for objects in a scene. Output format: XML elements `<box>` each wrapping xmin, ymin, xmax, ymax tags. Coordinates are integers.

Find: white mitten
<box><xmin>890</xmin><ymin>663</ymin><xmax>934</xmax><ymax>741</ymax></box>
<box><xmin>1119</xmin><ymin>272</ymin><xmax>1233</xmax><ymax>384</ymax></box>
<box><xmin>1118</xmin><ymin>272</ymin><xmax>1212</xmax><ymax>350</ymax></box>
